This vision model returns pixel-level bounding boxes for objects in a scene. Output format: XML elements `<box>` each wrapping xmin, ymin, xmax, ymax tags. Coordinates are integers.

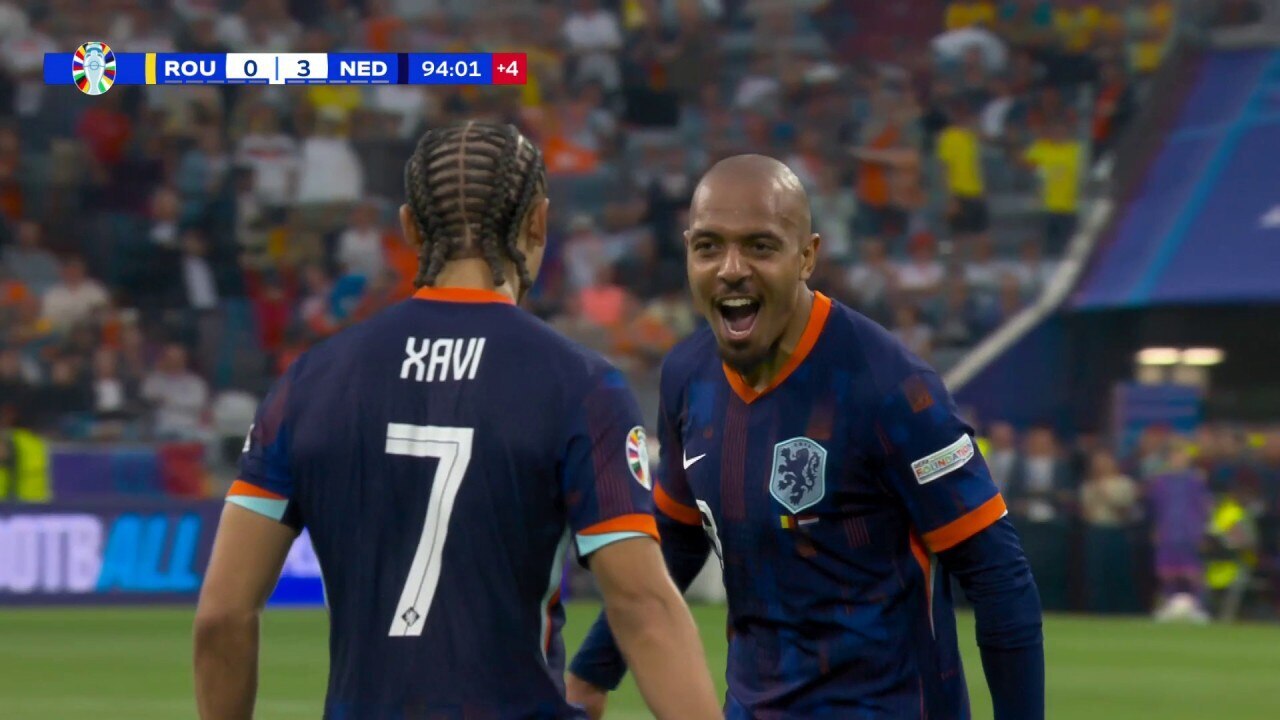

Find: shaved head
<box><xmin>694</xmin><ymin>154</ymin><xmax>812</xmax><ymax>236</ymax></box>
<box><xmin>685</xmin><ymin>154</ymin><xmax>820</xmax><ymax>376</ymax></box>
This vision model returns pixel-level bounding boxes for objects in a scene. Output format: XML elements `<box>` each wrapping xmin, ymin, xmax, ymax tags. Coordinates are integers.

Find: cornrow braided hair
<box><xmin>404</xmin><ymin>121</ymin><xmax>547</xmax><ymax>294</ymax></box>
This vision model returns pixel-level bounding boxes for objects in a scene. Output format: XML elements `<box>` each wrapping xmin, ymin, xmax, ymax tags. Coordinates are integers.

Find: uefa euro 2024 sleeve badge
<box><xmin>73</xmin><ymin>42</ymin><xmax>116</xmax><ymax>96</ymax></box>
<box><xmin>770</xmin><ymin>437</ymin><xmax>827</xmax><ymax>513</ymax></box>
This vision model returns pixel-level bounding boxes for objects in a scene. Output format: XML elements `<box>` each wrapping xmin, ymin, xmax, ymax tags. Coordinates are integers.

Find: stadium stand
<box><xmin>2</xmin><ymin>0</ymin><xmax>1277</xmax><ymax>621</ymax></box>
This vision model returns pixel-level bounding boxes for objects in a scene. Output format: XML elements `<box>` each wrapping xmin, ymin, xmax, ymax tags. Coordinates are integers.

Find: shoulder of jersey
<box><xmin>826</xmin><ymin>298</ymin><xmax>934</xmax><ymax>382</ymax></box>
<box><xmin>486</xmin><ymin>306</ymin><xmax>631</xmax><ymax>385</ymax></box>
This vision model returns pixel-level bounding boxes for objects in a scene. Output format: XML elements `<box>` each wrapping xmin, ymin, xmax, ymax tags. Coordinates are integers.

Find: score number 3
<box><xmin>385</xmin><ymin>423</ymin><xmax>474</xmax><ymax>637</ymax></box>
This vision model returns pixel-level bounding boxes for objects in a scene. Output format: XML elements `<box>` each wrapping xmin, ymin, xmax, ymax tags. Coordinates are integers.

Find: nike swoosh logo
<box><xmin>683</xmin><ymin>452</ymin><xmax>707</xmax><ymax>470</ymax></box>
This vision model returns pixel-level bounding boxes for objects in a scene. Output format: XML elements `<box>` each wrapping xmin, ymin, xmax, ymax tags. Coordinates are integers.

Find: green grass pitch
<box><xmin>1</xmin><ymin>604</ymin><xmax>1278</xmax><ymax>719</ymax></box>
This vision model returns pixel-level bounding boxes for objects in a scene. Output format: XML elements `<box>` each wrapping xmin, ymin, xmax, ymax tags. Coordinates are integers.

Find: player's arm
<box><xmin>558</xmin><ymin>366</ymin><xmax>716</xmax><ymax>718</ymax></box>
<box><xmin>568</xmin><ymin>388</ymin><xmax>711</xmax><ymax>711</ymax></box>
<box><xmin>588</xmin><ymin>537</ymin><xmax>720</xmax><ymax>720</ymax></box>
<box><xmin>194</xmin><ymin>371</ymin><xmax>302</xmax><ymax>719</ymax></box>
<box><xmin>938</xmin><ymin>518</ymin><xmax>1044</xmax><ymax>720</ymax></box>
<box><xmin>193</xmin><ymin>504</ymin><xmax>297</xmax><ymax>720</ymax></box>
<box><xmin>874</xmin><ymin>367</ymin><xmax>1043</xmax><ymax>720</ymax></box>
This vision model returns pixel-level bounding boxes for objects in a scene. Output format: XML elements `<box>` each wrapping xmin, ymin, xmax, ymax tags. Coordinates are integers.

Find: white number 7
<box><xmin>385</xmin><ymin>423</ymin><xmax>474</xmax><ymax>637</ymax></box>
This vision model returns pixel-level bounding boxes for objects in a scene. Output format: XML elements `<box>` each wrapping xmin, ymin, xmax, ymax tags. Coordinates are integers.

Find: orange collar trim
<box><xmin>412</xmin><ymin>286</ymin><xmax>516</xmax><ymax>305</ymax></box>
<box><xmin>723</xmin><ymin>291</ymin><xmax>832</xmax><ymax>405</ymax></box>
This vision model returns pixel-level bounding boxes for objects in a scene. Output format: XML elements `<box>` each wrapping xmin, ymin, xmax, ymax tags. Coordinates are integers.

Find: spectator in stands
<box><xmin>936</xmin><ymin>278</ymin><xmax>980</xmax><ymax>349</ymax></box>
<box><xmin>34</xmin><ymin>356</ymin><xmax>93</xmax><ymax>436</ymax></box>
<box><xmin>1008</xmin><ymin>426</ymin><xmax>1072</xmax><ymax>522</ymax></box>
<box><xmin>0</xmin><ymin>347</ymin><xmax>35</xmax><ymax>416</ymax></box>
<box><xmin>295</xmin><ymin>108</ymin><xmax>364</xmax><ymax>206</ymax></box>
<box><xmin>177</xmin><ymin>126</ymin><xmax>231</xmax><ymax>223</ymax></box>
<box><xmin>985</xmin><ymin>421</ymin><xmax>1020</xmax><ymax>493</ymax></box>
<box><xmin>810</xmin><ymin>165</ymin><xmax>857</xmax><ymax>264</ymax></box>
<box><xmin>1127</xmin><ymin>0</ymin><xmax>1176</xmax><ymax>76</ymax></box>
<box><xmin>3</xmin><ymin>7</ymin><xmax>56</xmax><ymax>120</ymax></box>
<box><xmin>0</xmin><ymin>122</ymin><xmax>21</xmax><ymax>222</ymax></box>
<box><xmin>576</xmin><ymin>263</ymin><xmax>632</xmax><ymax>331</ymax></box>
<box><xmin>897</xmin><ymin>232</ymin><xmax>946</xmax><ymax>305</ymax></box>
<box><xmin>1081</xmin><ymin>450</ymin><xmax>1140</xmax><ymax>526</ymax></box>
<box><xmin>1012</xmin><ymin>238</ymin><xmax>1059</xmax><ymax>298</ymax></box>
<box><xmin>963</xmin><ymin>232</ymin><xmax>1008</xmax><ymax>299</ymax></box>
<box><xmin>890</xmin><ymin>303</ymin><xmax>933</xmax><ymax>362</ymax></box>
<box><xmin>562</xmin><ymin>0</ymin><xmax>624</xmax><ymax>92</ymax></box>
<box><xmin>91</xmin><ymin>347</ymin><xmax>137</xmax><ymax>439</ymax></box>
<box><xmin>851</xmin><ymin>86</ymin><xmax>913</xmax><ymax>241</ymax></box>
<box><xmin>1091</xmin><ymin>58</ymin><xmax>1135</xmax><ymax>160</ymax></box>
<box><xmin>336</xmin><ymin>201</ymin><xmax>387</xmax><ymax>282</ymax></box>
<box><xmin>41</xmin><ymin>256</ymin><xmax>110</xmax><ymax>333</ymax></box>
<box><xmin>141</xmin><ymin>343</ymin><xmax>209</xmax><ymax>441</ymax></box>
<box><xmin>1022</xmin><ymin>118</ymin><xmax>1084</xmax><ymax>253</ymax></box>
<box><xmin>298</xmin><ymin>263</ymin><xmax>338</xmax><ymax>337</ymax></box>
<box><xmin>978</xmin><ymin>272</ymin><xmax>1027</xmax><ymax>331</ymax></box>
<box><xmin>845</xmin><ymin>237</ymin><xmax>896</xmax><ymax>322</ymax></box>
<box><xmin>945</xmin><ymin>0</ymin><xmax>999</xmax><ymax>32</ymax></box>
<box><xmin>562</xmin><ymin>214</ymin><xmax>609</xmax><ymax>294</ymax></box>
<box><xmin>236</xmin><ymin>104</ymin><xmax>299</xmax><ymax>209</ymax></box>
<box><xmin>3</xmin><ymin>220</ymin><xmax>60</xmax><ymax>296</ymax></box>
<box><xmin>936</xmin><ymin>102</ymin><xmax>989</xmax><ymax>246</ymax></box>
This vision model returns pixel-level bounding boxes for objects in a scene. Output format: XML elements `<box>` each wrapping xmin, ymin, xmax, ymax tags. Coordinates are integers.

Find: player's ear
<box><xmin>399</xmin><ymin>204</ymin><xmax>423</xmax><ymax>251</ymax></box>
<box><xmin>522</xmin><ymin>197</ymin><xmax>550</xmax><ymax>251</ymax></box>
<box><xmin>799</xmin><ymin>233</ymin><xmax>820</xmax><ymax>281</ymax></box>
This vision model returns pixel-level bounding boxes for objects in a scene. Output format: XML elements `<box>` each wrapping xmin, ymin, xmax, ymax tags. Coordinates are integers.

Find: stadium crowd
<box><xmin>13</xmin><ymin>1</ymin><xmax>1275</xmax><ymax>620</ymax></box>
<box><xmin>0</xmin><ymin>0</ymin><xmax>1166</xmax><ymax>443</ymax></box>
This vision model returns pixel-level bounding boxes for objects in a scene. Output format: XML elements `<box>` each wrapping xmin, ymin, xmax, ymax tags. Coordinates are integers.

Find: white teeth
<box><xmin>720</xmin><ymin>298</ymin><xmax>756</xmax><ymax>308</ymax></box>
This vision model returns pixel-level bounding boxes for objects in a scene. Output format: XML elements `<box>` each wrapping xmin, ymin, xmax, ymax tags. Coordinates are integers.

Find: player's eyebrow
<box><xmin>689</xmin><ymin>228</ymin><xmax>783</xmax><ymax>244</ymax></box>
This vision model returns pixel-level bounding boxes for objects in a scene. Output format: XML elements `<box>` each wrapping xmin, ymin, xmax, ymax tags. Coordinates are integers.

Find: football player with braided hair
<box><xmin>195</xmin><ymin>122</ymin><xmax>720</xmax><ymax>720</ymax></box>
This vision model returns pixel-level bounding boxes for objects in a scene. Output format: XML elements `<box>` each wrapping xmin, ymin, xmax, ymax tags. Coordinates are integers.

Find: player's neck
<box><xmin>741</xmin><ymin>288</ymin><xmax>815</xmax><ymax>391</ymax></box>
<box><xmin>432</xmin><ymin>258</ymin><xmax>519</xmax><ymax>302</ymax></box>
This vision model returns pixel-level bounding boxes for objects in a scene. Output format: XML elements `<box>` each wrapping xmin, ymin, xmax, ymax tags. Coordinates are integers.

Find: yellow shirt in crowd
<box><xmin>936</xmin><ymin>126</ymin><xmax>984</xmax><ymax>198</ymax></box>
<box><xmin>945</xmin><ymin>1</ymin><xmax>997</xmax><ymax>30</ymax></box>
<box><xmin>1024</xmin><ymin>139</ymin><xmax>1084</xmax><ymax>214</ymax></box>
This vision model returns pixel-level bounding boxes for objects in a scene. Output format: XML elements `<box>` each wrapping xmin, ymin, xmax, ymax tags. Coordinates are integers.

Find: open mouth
<box><xmin>717</xmin><ymin>297</ymin><xmax>760</xmax><ymax>342</ymax></box>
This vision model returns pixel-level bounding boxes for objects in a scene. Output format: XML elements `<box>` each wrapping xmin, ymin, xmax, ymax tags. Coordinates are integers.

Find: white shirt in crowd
<box><xmin>142</xmin><ymin>371</ymin><xmax>209</xmax><ymax>439</ymax></box>
<box><xmin>897</xmin><ymin>259</ymin><xmax>945</xmax><ymax>294</ymax></box>
<box><xmin>563</xmin><ymin>9</ymin><xmax>623</xmax><ymax>52</ymax></box>
<box><xmin>183</xmin><ymin>255</ymin><xmax>219</xmax><ymax>311</ymax></box>
<box><xmin>2</xmin><ymin>28</ymin><xmax>56</xmax><ymax>116</ymax></box>
<box><xmin>337</xmin><ymin>227</ymin><xmax>386</xmax><ymax>280</ymax></box>
<box><xmin>236</xmin><ymin>133</ymin><xmax>299</xmax><ymax>206</ymax></box>
<box><xmin>296</xmin><ymin>136</ymin><xmax>364</xmax><ymax>204</ymax></box>
<box><xmin>42</xmin><ymin>281</ymin><xmax>110</xmax><ymax>331</ymax></box>
<box><xmin>563</xmin><ymin>9</ymin><xmax>623</xmax><ymax>89</ymax></box>
<box><xmin>95</xmin><ymin>377</ymin><xmax>126</xmax><ymax>413</ymax></box>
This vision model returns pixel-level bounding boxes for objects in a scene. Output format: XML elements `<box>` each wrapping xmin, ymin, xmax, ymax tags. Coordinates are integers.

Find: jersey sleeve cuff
<box><xmin>922</xmin><ymin>493</ymin><xmax>1008</xmax><ymax>552</ymax></box>
<box><xmin>654</xmin><ymin>483</ymin><xmax>701</xmax><ymax>526</ymax></box>
<box><xmin>575</xmin><ymin>513</ymin><xmax>659</xmax><ymax>557</ymax></box>
<box><xmin>226</xmin><ymin>479</ymin><xmax>289</xmax><ymax>522</ymax></box>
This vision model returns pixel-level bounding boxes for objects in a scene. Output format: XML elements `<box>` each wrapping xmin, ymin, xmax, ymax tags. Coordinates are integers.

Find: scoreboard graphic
<box><xmin>45</xmin><ymin>45</ymin><xmax>527</xmax><ymax>91</ymax></box>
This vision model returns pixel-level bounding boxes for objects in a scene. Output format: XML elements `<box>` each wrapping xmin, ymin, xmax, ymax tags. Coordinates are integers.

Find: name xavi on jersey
<box><xmin>400</xmin><ymin>336</ymin><xmax>486</xmax><ymax>383</ymax></box>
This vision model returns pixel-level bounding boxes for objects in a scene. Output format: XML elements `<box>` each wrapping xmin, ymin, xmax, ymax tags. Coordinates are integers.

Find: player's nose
<box><xmin>716</xmin><ymin>245</ymin><xmax>750</xmax><ymax>285</ymax></box>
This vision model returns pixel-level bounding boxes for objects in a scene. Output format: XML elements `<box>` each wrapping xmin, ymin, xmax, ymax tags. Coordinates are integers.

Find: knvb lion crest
<box><xmin>769</xmin><ymin>437</ymin><xmax>827</xmax><ymax>513</ymax></box>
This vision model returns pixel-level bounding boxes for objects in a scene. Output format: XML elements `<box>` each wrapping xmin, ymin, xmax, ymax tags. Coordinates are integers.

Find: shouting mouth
<box><xmin>717</xmin><ymin>296</ymin><xmax>761</xmax><ymax>342</ymax></box>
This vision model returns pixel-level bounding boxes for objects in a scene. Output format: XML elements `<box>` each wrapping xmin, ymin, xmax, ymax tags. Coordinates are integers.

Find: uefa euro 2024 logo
<box><xmin>73</xmin><ymin>42</ymin><xmax>116</xmax><ymax>96</ymax></box>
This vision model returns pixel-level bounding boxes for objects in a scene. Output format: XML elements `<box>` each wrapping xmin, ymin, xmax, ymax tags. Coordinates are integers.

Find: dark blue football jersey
<box><xmin>228</xmin><ymin>286</ymin><xmax>658</xmax><ymax>719</ymax></box>
<box><xmin>653</xmin><ymin>292</ymin><xmax>1008</xmax><ymax>719</ymax></box>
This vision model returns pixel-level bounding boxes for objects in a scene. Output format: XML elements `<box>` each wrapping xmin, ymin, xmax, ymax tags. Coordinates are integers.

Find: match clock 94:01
<box><xmin>421</xmin><ymin>60</ymin><xmax>483</xmax><ymax>78</ymax></box>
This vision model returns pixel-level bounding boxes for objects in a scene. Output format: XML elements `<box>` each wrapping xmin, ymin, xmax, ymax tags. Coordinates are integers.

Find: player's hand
<box><xmin>566</xmin><ymin>672</ymin><xmax>608</xmax><ymax>720</ymax></box>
